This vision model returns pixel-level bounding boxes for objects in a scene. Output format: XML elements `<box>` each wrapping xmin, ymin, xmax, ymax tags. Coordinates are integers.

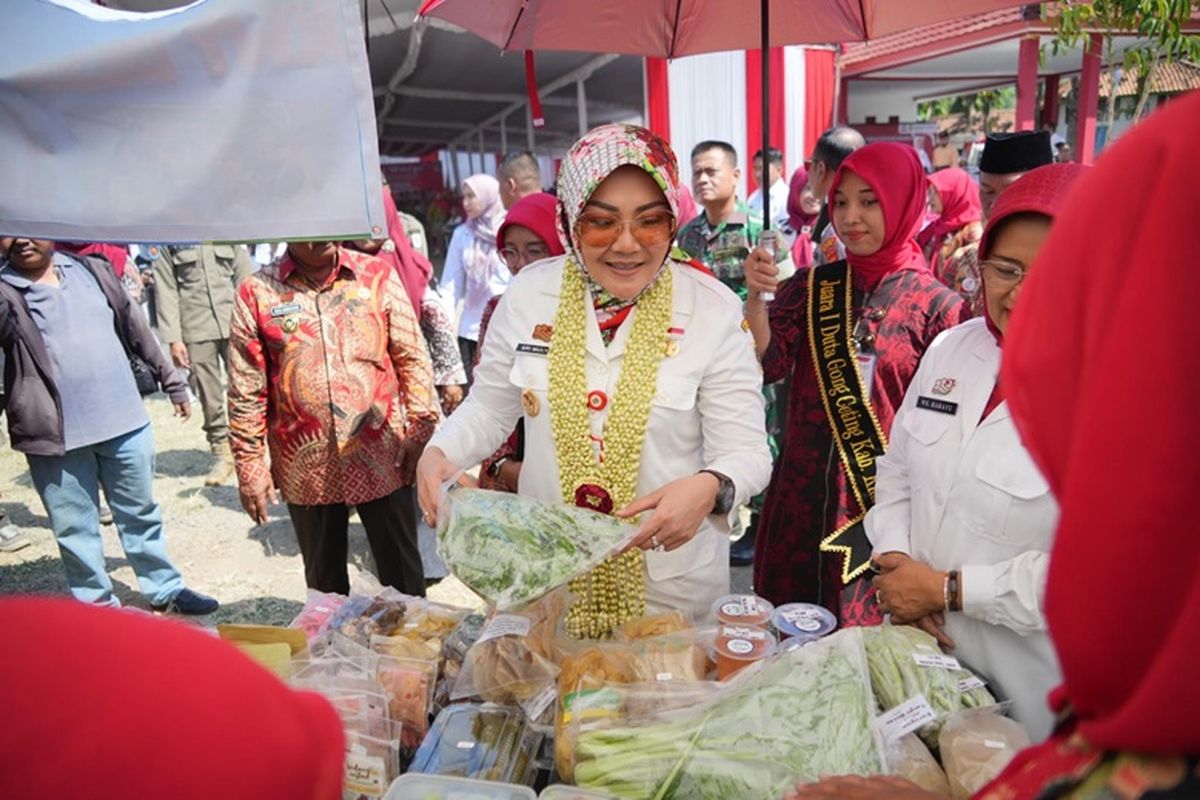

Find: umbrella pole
<box><xmin>761</xmin><ymin>0</ymin><xmax>770</xmax><ymax>231</ymax></box>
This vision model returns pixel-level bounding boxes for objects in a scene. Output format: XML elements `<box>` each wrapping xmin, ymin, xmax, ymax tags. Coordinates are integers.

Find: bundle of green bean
<box><xmin>572</xmin><ymin>629</ymin><xmax>884</xmax><ymax>800</ymax></box>
<box><xmin>863</xmin><ymin>624</ymin><xmax>996</xmax><ymax>747</ymax></box>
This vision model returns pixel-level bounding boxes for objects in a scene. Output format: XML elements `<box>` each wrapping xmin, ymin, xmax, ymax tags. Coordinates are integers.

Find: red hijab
<box><xmin>1003</xmin><ymin>90</ymin><xmax>1200</xmax><ymax>754</ymax></box>
<box><xmin>378</xmin><ymin>185</ymin><xmax>433</xmax><ymax>314</ymax></box>
<box><xmin>675</xmin><ymin>184</ymin><xmax>699</xmax><ymax>229</ymax></box>
<box><xmin>829</xmin><ymin>142</ymin><xmax>928</xmax><ymax>288</ymax></box>
<box><xmin>0</xmin><ymin>598</ymin><xmax>345</xmax><ymax>798</ymax></box>
<box><xmin>918</xmin><ymin>167</ymin><xmax>982</xmax><ymax>248</ymax></box>
<box><xmin>975</xmin><ymin>163</ymin><xmax>1087</xmax><ymax>420</ymax></box>
<box><xmin>786</xmin><ymin>166</ymin><xmax>818</xmax><ymax>268</ymax></box>
<box><xmin>495</xmin><ymin>192</ymin><xmax>566</xmax><ymax>257</ymax></box>
<box><xmin>56</xmin><ymin>242</ymin><xmax>130</xmax><ymax>278</ymax></box>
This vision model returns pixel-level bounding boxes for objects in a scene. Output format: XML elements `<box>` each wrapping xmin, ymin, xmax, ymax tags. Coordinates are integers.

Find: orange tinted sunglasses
<box><xmin>574</xmin><ymin>210</ymin><xmax>676</xmax><ymax>248</ymax></box>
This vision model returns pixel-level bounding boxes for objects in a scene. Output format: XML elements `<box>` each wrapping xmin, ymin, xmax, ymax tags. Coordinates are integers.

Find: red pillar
<box><xmin>1016</xmin><ymin>36</ymin><xmax>1040</xmax><ymax>131</ymax></box>
<box><xmin>1041</xmin><ymin>74</ymin><xmax>1061</xmax><ymax>128</ymax></box>
<box><xmin>1076</xmin><ymin>33</ymin><xmax>1102</xmax><ymax>164</ymax></box>
<box><xmin>745</xmin><ymin>47</ymin><xmax>787</xmax><ymax>191</ymax></box>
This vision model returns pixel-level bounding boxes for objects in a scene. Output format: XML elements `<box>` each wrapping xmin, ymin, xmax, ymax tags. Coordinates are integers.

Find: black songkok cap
<box><xmin>979</xmin><ymin>131</ymin><xmax>1053</xmax><ymax>175</ymax></box>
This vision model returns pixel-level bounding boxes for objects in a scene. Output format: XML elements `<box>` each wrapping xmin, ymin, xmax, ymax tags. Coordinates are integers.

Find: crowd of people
<box><xmin>2</xmin><ymin>83</ymin><xmax>1198</xmax><ymax>798</ymax></box>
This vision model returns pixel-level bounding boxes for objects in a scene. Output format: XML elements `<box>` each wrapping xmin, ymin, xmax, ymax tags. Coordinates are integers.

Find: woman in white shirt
<box><xmin>438</xmin><ymin>174</ymin><xmax>508</xmax><ymax>381</ymax></box>
<box><xmin>865</xmin><ymin>163</ymin><xmax>1087</xmax><ymax>740</ymax></box>
<box><xmin>417</xmin><ymin>124</ymin><xmax>772</xmax><ymax>636</ymax></box>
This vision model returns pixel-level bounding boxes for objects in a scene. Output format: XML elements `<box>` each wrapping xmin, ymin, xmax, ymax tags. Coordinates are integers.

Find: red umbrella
<box><xmin>418</xmin><ymin>0</ymin><xmax>1031</xmax><ymax>228</ymax></box>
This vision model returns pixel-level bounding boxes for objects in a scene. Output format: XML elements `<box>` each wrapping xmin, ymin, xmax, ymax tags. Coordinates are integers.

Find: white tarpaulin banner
<box><xmin>0</xmin><ymin>0</ymin><xmax>386</xmax><ymax>243</ymax></box>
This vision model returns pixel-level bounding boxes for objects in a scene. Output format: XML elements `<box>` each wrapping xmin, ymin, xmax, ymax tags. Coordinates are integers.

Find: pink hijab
<box><xmin>461</xmin><ymin>174</ymin><xmax>506</xmax><ymax>281</ymax></box>
<box><xmin>918</xmin><ymin>167</ymin><xmax>982</xmax><ymax>248</ymax></box>
<box><xmin>786</xmin><ymin>166</ymin><xmax>818</xmax><ymax>268</ymax></box>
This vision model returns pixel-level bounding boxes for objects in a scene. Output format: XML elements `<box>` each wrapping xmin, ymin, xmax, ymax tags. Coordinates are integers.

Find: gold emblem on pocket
<box><xmin>522</xmin><ymin>389</ymin><xmax>540</xmax><ymax>417</ymax></box>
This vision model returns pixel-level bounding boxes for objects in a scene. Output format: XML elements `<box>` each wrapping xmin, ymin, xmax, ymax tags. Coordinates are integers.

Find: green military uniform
<box><xmin>154</xmin><ymin>244</ymin><xmax>253</xmax><ymax>483</ymax></box>
<box><xmin>676</xmin><ymin>201</ymin><xmax>766</xmax><ymax>300</ymax></box>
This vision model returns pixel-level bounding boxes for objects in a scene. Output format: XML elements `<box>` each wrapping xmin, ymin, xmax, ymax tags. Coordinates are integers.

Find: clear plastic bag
<box><xmin>938</xmin><ymin>706</ymin><xmax>1031</xmax><ymax>799</ymax></box>
<box><xmin>290</xmin><ymin>589</ymin><xmax>350</xmax><ymax>640</ymax></box>
<box><xmin>410</xmin><ymin>703</ymin><xmax>539</xmax><ymax>785</ymax></box>
<box><xmin>863</xmin><ymin>623</ymin><xmax>996</xmax><ymax>747</ymax></box>
<box><xmin>375</xmin><ymin>655</ymin><xmax>438</xmax><ymax>754</ymax></box>
<box><xmin>570</xmin><ymin>629</ymin><xmax>886</xmax><ymax>799</ymax></box>
<box><xmin>451</xmin><ymin>592</ymin><xmax>566</xmax><ymax>719</ymax></box>
<box><xmin>344</xmin><ymin>730</ymin><xmax>401</xmax><ymax>800</ymax></box>
<box><xmin>884</xmin><ymin>733</ymin><xmax>951</xmax><ymax>796</ymax></box>
<box><xmin>436</xmin><ymin>487</ymin><xmax>638</xmax><ymax>609</ymax></box>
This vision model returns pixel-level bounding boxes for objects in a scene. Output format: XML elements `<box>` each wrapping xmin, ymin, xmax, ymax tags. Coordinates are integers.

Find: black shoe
<box><xmin>730</xmin><ymin>533</ymin><xmax>757</xmax><ymax>567</ymax></box>
<box><xmin>152</xmin><ymin>588</ymin><xmax>219</xmax><ymax>616</ymax></box>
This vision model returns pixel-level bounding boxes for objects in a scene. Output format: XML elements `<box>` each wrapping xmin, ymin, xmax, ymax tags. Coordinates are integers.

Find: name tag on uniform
<box><xmin>270</xmin><ymin>303</ymin><xmax>302</xmax><ymax>318</ymax></box>
<box><xmin>917</xmin><ymin>396</ymin><xmax>958</xmax><ymax>415</ymax></box>
<box><xmin>515</xmin><ymin>343</ymin><xmax>549</xmax><ymax>356</ymax></box>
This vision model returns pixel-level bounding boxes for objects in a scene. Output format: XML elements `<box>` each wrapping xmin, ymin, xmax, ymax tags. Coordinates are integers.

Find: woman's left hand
<box><xmin>616</xmin><ymin>473</ymin><xmax>720</xmax><ymax>553</ymax></box>
<box><xmin>871</xmin><ymin>552</ymin><xmax>945</xmax><ymax>624</ymax></box>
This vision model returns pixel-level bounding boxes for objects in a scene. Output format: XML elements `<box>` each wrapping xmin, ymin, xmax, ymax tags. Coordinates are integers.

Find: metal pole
<box><xmin>449</xmin><ymin>143</ymin><xmax>461</xmax><ymax>187</ymax></box>
<box><xmin>577</xmin><ymin>79</ymin><xmax>588</xmax><ymax>137</ymax></box>
<box><xmin>761</xmin><ymin>0</ymin><xmax>771</xmax><ymax>230</ymax></box>
<box><xmin>500</xmin><ymin>114</ymin><xmax>508</xmax><ymax>154</ymax></box>
<box><xmin>478</xmin><ymin>130</ymin><xmax>486</xmax><ymax>174</ymax></box>
<box><xmin>526</xmin><ymin>106</ymin><xmax>535</xmax><ymax>151</ymax></box>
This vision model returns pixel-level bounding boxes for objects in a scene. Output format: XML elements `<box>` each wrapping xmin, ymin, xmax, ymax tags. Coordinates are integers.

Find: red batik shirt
<box><xmin>228</xmin><ymin>248</ymin><xmax>439</xmax><ymax>506</ymax></box>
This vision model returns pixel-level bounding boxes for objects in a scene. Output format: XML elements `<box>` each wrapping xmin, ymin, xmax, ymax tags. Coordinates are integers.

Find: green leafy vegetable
<box><xmin>437</xmin><ymin>488</ymin><xmax>636</xmax><ymax>609</ymax></box>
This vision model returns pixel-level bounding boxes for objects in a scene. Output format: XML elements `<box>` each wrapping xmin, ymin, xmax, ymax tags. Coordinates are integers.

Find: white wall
<box><xmin>668</xmin><ymin>50</ymin><xmax>749</xmax><ymax>198</ymax></box>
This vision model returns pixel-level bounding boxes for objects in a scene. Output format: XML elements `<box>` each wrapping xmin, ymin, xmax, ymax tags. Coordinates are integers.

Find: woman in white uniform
<box><xmin>417</xmin><ymin>124</ymin><xmax>772</xmax><ymax>636</ymax></box>
<box><xmin>865</xmin><ymin>163</ymin><xmax>1087</xmax><ymax>740</ymax></box>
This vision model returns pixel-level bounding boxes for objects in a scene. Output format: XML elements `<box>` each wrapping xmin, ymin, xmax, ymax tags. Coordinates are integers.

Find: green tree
<box><xmin>918</xmin><ymin>87</ymin><xmax>1015</xmax><ymax>130</ymax></box>
<box><xmin>1046</xmin><ymin>1</ymin><xmax>1200</xmax><ymax>134</ymax></box>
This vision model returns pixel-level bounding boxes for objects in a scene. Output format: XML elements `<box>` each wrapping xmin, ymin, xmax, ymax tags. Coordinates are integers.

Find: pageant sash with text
<box><xmin>807</xmin><ymin>261</ymin><xmax>889</xmax><ymax>583</ymax></box>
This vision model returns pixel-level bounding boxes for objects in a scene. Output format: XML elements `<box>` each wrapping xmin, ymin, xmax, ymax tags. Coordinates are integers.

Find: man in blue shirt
<box><xmin>0</xmin><ymin>237</ymin><xmax>217</xmax><ymax>614</ymax></box>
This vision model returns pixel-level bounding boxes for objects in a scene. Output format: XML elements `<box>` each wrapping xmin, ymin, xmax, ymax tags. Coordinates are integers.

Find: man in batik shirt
<box><xmin>228</xmin><ymin>241</ymin><xmax>439</xmax><ymax>596</ymax></box>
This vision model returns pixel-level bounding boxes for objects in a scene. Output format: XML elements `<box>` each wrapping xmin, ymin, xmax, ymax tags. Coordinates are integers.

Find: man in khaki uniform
<box><xmin>154</xmin><ymin>244</ymin><xmax>253</xmax><ymax>485</ymax></box>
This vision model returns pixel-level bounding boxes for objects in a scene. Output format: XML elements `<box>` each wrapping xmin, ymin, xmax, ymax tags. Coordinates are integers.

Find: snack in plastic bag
<box><xmin>628</xmin><ymin>632</ymin><xmax>708</xmax><ymax>683</ymax></box>
<box><xmin>290</xmin><ymin>590</ymin><xmax>349</xmax><ymax>640</ymax></box>
<box><xmin>572</xmin><ymin>629</ymin><xmax>885</xmax><ymax>799</ymax></box>
<box><xmin>884</xmin><ymin>733</ymin><xmax>951</xmax><ymax>796</ymax></box>
<box><xmin>452</xmin><ymin>592</ymin><xmax>566</xmax><ymax>714</ymax></box>
<box><xmin>864</xmin><ymin>623</ymin><xmax>995</xmax><ymax>746</ymax></box>
<box><xmin>375</xmin><ymin>655</ymin><xmax>436</xmax><ymax>753</ymax></box>
<box><xmin>939</xmin><ymin>707</ymin><xmax>1031</xmax><ymax>799</ymax></box>
<box><xmin>409</xmin><ymin>703</ymin><xmax>536</xmax><ymax>783</ymax></box>
<box><xmin>437</xmin><ymin>487</ymin><xmax>637</xmax><ymax>609</ymax></box>
<box><xmin>344</xmin><ymin>729</ymin><xmax>401</xmax><ymax>800</ymax></box>
<box><xmin>613</xmin><ymin>611</ymin><xmax>692</xmax><ymax>642</ymax></box>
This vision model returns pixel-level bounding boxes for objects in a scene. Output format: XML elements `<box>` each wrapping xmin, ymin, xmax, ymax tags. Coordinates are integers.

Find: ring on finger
<box><xmin>649</xmin><ymin>534</ymin><xmax>660</xmax><ymax>550</ymax></box>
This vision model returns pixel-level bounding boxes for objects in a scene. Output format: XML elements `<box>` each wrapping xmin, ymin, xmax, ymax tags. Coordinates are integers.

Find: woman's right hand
<box><xmin>416</xmin><ymin>446</ymin><xmax>461</xmax><ymax>527</ymax></box>
<box><xmin>742</xmin><ymin>246</ymin><xmax>780</xmax><ymax>297</ymax></box>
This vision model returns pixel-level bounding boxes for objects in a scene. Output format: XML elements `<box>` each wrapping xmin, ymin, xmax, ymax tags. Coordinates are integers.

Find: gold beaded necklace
<box><xmin>548</xmin><ymin>258</ymin><xmax>674</xmax><ymax>639</ymax></box>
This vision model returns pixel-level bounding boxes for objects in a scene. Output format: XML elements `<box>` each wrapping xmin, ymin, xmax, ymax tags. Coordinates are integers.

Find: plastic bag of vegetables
<box><xmin>863</xmin><ymin>623</ymin><xmax>995</xmax><ymax>747</ymax></box>
<box><xmin>571</xmin><ymin>628</ymin><xmax>885</xmax><ymax>799</ymax></box>
<box><xmin>437</xmin><ymin>488</ymin><xmax>638</xmax><ymax>610</ymax></box>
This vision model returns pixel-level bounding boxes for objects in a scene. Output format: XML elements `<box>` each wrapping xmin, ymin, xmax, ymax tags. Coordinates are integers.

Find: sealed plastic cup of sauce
<box><xmin>712</xmin><ymin>594</ymin><xmax>774</xmax><ymax>629</ymax></box>
<box><xmin>772</xmin><ymin>603</ymin><xmax>836</xmax><ymax>640</ymax></box>
<box><xmin>715</xmin><ymin>625</ymin><xmax>777</xmax><ymax>681</ymax></box>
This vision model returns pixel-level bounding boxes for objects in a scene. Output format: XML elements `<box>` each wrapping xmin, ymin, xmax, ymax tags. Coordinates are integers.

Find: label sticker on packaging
<box><xmin>984</xmin><ymin>739</ymin><xmax>1007</xmax><ymax>750</ymax></box>
<box><xmin>780</xmin><ymin>607</ymin><xmax>824</xmax><ymax>632</ymax></box>
<box><xmin>477</xmin><ymin>614</ymin><xmax>532</xmax><ymax>643</ymax></box>
<box><xmin>524</xmin><ymin>686</ymin><xmax>557</xmax><ymax>720</ymax></box>
<box><xmin>913</xmin><ymin>653</ymin><xmax>962</xmax><ymax>671</ymax></box>
<box><xmin>343</xmin><ymin>750</ymin><xmax>387</xmax><ymax>796</ymax></box>
<box><xmin>455</xmin><ymin>741</ymin><xmax>476</xmax><ymax>749</ymax></box>
<box><xmin>656</xmin><ymin>672</ymin><xmax>673</xmax><ymax>682</ymax></box>
<box><xmin>874</xmin><ymin>695</ymin><xmax>938</xmax><ymax>742</ymax></box>
<box><xmin>723</xmin><ymin>626</ymin><xmax>768</xmax><ymax>640</ymax></box>
<box><xmin>721</xmin><ymin>597</ymin><xmax>761</xmax><ymax>618</ymax></box>
<box><xmin>958</xmin><ymin>676</ymin><xmax>986</xmax><ymax>692</ymax></box>
<box><xmin>727</xmin><ymin>639</ymin><xmax>754</xmax><ymax>655</ymax></box>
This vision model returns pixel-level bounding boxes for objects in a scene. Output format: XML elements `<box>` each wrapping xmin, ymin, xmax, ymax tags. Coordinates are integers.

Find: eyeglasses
<box><xmin>574</xmin><ymin>211</ymin><xmax>676</xmax><ymax>249</ymax></box>
<box><xmin>978</xmin><ymin>259</ymin><xmax>1027</xmax><ymax>288</ymax></box>
<box><xmin>500</xmin><ymin>243</ymin><xmax>553</xmax><ymax>268</ymax></box>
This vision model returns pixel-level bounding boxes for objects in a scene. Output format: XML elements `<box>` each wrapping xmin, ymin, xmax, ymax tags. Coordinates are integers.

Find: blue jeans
<box><xmin>27</xmin><ymin>423</ymin><xmax>183</xmax><ymax>606</ymax></box>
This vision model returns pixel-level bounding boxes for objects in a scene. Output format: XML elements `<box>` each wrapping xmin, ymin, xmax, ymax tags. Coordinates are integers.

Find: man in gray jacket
<box><xmin>0</xmin><ymin>237</ymin><xmax>218</xmax><ymax>614</ymax></box>
<box><xmin>154</xmin><ymin>244</ymin><xmax>252</xmax><ymax>486</ymax></box>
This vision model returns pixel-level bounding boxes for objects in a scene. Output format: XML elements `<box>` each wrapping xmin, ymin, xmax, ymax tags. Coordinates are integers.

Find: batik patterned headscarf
<box><xmin>555</xmin><ymin>123</ymin><xmax>682</xmax><ymax>338</ymax></box>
